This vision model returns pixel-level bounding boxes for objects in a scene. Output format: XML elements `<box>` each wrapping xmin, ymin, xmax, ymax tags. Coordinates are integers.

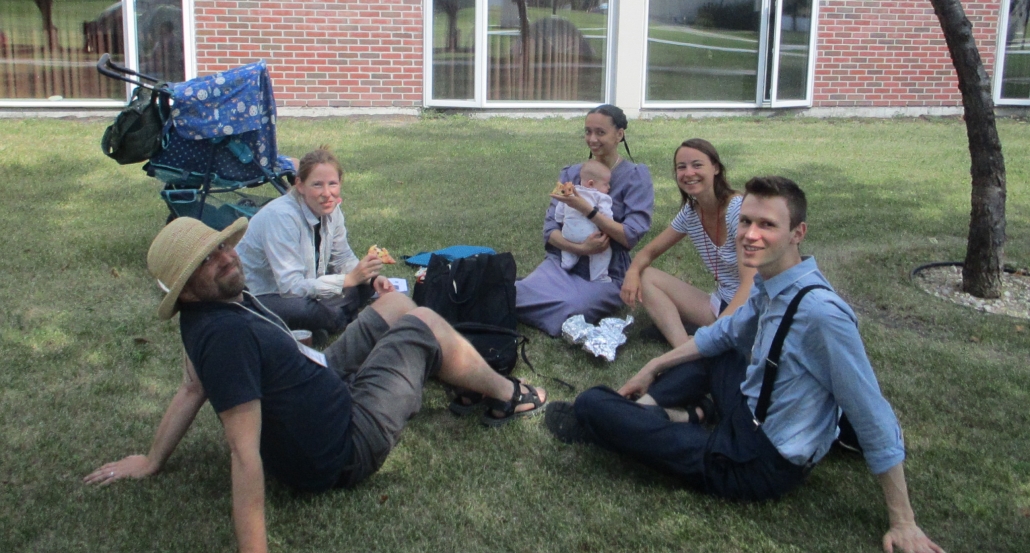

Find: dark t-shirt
<box><xmin>179</xmin><ymin>296</ymin><xmax>354</xmax><ymax>492</ymax></box>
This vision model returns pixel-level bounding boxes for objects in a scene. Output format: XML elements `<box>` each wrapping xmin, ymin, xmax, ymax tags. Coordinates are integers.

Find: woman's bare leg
<box><xmin>639</xmin><ymin>267</ymin><xmax>716</xmax><ymax>347</ymax></box>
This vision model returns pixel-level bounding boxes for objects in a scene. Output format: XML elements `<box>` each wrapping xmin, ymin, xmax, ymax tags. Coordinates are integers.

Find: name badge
<box><xmin>297</xmin><ymin>342</ymin><xmax>327</xmax><ymax>367</ymax></box>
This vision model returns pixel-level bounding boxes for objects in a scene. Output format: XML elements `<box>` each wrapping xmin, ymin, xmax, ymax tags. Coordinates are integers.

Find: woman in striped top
<box><xmin>620</xmin><ymin>139</ymin><xmax>757</xmax><ymax>347</ymax></box>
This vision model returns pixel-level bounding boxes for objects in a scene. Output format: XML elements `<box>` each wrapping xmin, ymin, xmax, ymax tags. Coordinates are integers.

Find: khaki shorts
<box><xmin>324</xmin><ymin>307</ymin><xmax>442</xmax><ymax>487</ymax></box>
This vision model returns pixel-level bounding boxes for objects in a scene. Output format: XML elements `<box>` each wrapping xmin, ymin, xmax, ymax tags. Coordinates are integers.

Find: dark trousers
<box><xmin>255</xmin><ymin>284</ymin><xmax>373</xmax><ymax>334</ymax></box>
<box><xmin>573</xmin><ymin>351</ymin><xmax>809</xmax><ymax>501</ymax></box>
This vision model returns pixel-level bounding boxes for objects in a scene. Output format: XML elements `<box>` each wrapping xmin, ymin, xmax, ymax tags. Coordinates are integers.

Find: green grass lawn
<box><xmin>1</xmin><ymin>116</ymin><xmax>1029</xmax><ymax>552</ymax></box>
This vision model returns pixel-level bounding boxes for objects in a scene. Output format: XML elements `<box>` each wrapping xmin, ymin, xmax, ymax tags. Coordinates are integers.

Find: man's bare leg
<box><xmin>405</xmin><ymin>307</ymin><xmax>545</xmax><ymax>415</ymax></box>
<box><xmin>364</xmin><ymin>292</ymin><xmax>417</xmax><ymax>326</ymax></box>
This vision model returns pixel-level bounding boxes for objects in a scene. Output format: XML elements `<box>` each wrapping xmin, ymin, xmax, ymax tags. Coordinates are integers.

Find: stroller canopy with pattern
<box><xmin>98</xmin><ymin>56</ymin><xmax>294</xmax><ymax>230</ymax></box>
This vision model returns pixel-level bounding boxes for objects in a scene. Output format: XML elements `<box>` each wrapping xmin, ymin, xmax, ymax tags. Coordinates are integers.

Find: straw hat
<box><xmin>147</xmin><ymin>217</ymin><xmax>249</xmax><ymax>320</ymax></box>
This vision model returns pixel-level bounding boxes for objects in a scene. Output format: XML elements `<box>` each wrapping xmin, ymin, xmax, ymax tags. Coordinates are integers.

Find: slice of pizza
<box><xmin>367</xmin><ymin>245</ymin><xmax>397</xmax><ymax>264</ymax></box>
<box><xmin>551</xmin><ymin>181</ymin><xmax>575</xmax><ymax>196</ymax></box>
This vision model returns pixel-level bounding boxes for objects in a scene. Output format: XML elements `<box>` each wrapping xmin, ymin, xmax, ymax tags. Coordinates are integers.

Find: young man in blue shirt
<box><xmin>546</xmin><ymin>176</ymin><xmax>943</xmax><ymax>553</ymax></box>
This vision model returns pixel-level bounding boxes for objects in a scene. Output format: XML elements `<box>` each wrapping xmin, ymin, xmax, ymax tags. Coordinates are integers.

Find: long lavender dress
<box><xmin>515</xmin><ymin>161</ymin><xmax>654</xmax><ymax>336</ymax></box>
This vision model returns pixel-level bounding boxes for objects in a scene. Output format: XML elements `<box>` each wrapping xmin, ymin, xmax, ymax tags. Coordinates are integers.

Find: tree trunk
<box><xmin>929</xmin><ymin>0</ymin><xmax>1006</xmax><ymax>298</ymax></box>
<box><xmin>516</xmin><ymin>0</ymin><xmax>531</xmax><ymax>90</ymax></box>
<box><xmin>33</xmin><ymin>0</ymin><xmax>59</xmax><ymax>51</ymax></box>
<box><xmin>441</xmin><ymin>0</ymin><xmax>460</xmax><ymax>51</ymax></box>
<box><xmin>1010</xmin><ymin>0</ymin><xmax>1030</xmax><ymax>48</ymax></box>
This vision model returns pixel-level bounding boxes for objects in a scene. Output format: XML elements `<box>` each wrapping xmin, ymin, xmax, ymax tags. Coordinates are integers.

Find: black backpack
<box><xmin>413</xmin><ymin>253</ymin><xmax>525</xmax><ymax>375</ymax></box>
<box><xmin>101</xmin><ymin>85</ymin><xmax>170</xmax><ymax>165</ymax></box>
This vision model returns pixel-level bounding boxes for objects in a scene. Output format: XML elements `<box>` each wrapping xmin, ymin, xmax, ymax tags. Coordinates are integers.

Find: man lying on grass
<box><xmin>84</xmin><ymin>217</ymin><xmax>546</xmax><ymax>553</ymax></box>
<box><xmin>545</xmin><ymin>177</ymin><xmax>943</xmax><ymax>553</ymax></box>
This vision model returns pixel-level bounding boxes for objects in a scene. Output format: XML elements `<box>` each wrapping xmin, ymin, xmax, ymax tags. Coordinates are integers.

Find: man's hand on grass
<box><xmin>83</xmin><ymin>454</ymin><xmax>157</xmax><ymax>486</ymax></box>
<box><xmin>883</xmin><ymin>523</ymin><xmax>945</xmax><ymax>553</ymax></box>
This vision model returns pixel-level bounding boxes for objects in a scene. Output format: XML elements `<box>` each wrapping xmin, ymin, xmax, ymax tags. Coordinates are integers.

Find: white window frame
<box><xmin>0</xmin><ymin>0</ymin><xmax>195</xmax><ymax>107</ymax></box>
<box><xmin>125</xmin><ymin>0</ymin><xmax>198</xmax><ymax>96</ymax></box>
<box><xmin>424</xmin><ymin>0</ymin><xmax>613</xmax><ymax>108</ymax></box>
<box><xmin>994</xmin><ymin>0</ymin><xmax>1030</xmax><ymax>105</ymax></box>
<box><xmin>641</xmin><ymin>0</ymin><xmax>817</xmax><ymax>109</ymax></box>
<box><xmin>768</xmin><ymin>0</ymin><xmax>819</xmax><ymax>107</ymax></box>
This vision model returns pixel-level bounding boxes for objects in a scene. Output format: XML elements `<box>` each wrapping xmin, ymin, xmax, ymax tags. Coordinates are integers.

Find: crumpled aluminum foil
<box><xmin>561</xmin><ymin>314</ymin><xmax>634</xmax><ymax>362</ymax></box>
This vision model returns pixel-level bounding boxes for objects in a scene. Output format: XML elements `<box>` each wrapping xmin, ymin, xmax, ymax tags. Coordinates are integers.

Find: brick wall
<box><xmin>193</xmin><ymin>0</ymin><xmax>423</xmax><ymax>108</ymax></box>
<box><xmin>187</xmin><ymin>1</ymin><xmax>1005</xmax><ymax>111</ymax></box>
<box><xmin>815</xmin><ymin>1</ymin><xmax>1000</xmax><ymax>108</ymax></box>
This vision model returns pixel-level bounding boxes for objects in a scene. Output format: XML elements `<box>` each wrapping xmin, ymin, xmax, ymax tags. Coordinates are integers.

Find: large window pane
<box><xmin>432</xmin><ymin>0</ymin><xmax>476</xmax><ymax>100</ymax></box>
<box><xmin>773</xmin><ymin>0</ymin><xmax>812</xmax><ymax>101</ymax></box>
<box><xmin>136</xmin><ymin>0</ymin><xmax>184</xmax><ymax>82</ymax></box>
<box><xmin>487</xmin><ymin>0</ymin><xmax>606</xmax><ymax>102</ymax></box>
<box><xmin>646</xmin><ymin>0</ymin><xmax>760</xmax><ymax>102</ymax></box>
<box><xmin>1</xmin><ymin>0</ymin><xmax>125</xmax><ymax>100</ymax></box>
<box><xmin>1001</xmin><ymin>0</ymin><xmax>1030</xmax><ymax>99</ymax></box>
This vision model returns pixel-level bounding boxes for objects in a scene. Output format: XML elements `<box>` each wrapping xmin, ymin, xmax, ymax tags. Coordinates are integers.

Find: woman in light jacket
<box><xmin>236</xmin><ymin>147</ymin><xmax>393</xmax><ymax>337</ymax></box>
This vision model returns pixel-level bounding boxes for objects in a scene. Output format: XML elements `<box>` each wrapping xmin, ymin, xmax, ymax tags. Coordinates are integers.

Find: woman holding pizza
<box><xmin>236</xmin><ymin>147</ymin><xmax>394</xmax><ymax>340</ymax></box>
<box><xmin>515</xmin><ymin>105</ymin><xmax>655</xmax><ymax>336</ymax></box>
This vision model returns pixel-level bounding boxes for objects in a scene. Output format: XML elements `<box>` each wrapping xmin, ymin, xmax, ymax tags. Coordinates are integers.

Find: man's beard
<box><xmin>215</xmin><ymin>258</ymin><xmax>247</xmax><ymax>298</ymax></box>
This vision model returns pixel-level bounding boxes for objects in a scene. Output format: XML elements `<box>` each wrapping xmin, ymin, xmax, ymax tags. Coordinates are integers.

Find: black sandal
<box><xmin>480</xmin><ymin>376</ymin><xmax>546</xmax><ymax>427</ymax></box>
<box><xmin>687</xmin><ymin>396</ymin><xmax>718</xmax><ymax>425</ymax></box>
<box><xmin>446</xmin><ymin>388</ymin><xmax>485</xmax><ymax>416</ymax></box>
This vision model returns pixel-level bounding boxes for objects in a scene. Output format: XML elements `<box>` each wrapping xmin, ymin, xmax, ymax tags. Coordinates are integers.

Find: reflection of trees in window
<box><xmin>1009</xmin><ymin>0</ymin><xmax>1029</xmax><ymax>48</ymax></box>
<box><xmin>432</xmin><ymin>0</ymin><xmax>605</xmax><ymax>102</ymax></box>
<box><xmin>438</xmin><ymin>0</ymin><xmax>474</xmax><ymax>53</ymax></box>
<box><xmin>646</xmin><ymin>0</ymin><xmax>761</xmax><ymax>102</ymax></box>
<box><xmin>138</xmin><ymin>3</ymin><xmax>184</xmax><ymax>82</ymax></box>
<box><xmin>83</xmin><ymin>4</ymin><xmax>123</xmax><ymax>56</ymax></box>
<box><xmin>432</xmin><ymin>0</ymin><xmax>475</xmax><ymax>99</ymax></box>
<box><xmin>520</xmin><ymin>0</ymin><xmax>602</xmax><ymax>11</ymax></box>
<box><xmin>32</xmin><ymin>0</ymin><xmax>59</xmax><ymax>51</ymax></box>
<box><xmin>493</xmin><ymin>13</ymin><xmax>600</xmax><ymax>101</ymax></box>
<box><xmin>695</xmin><ymin>1</ymin><xmax>759</xmax><ymax>31</ymax></box>
<box><xmin>780</xmin><ymin>0</ymin><xmax>812</xmax><ymax>32</ymax></box>
<box><xmin>645</xmin><ymin>0</ymin><xmax>818</xmax><ymax>103</ymax></box>
<box><xmin>1003</xmin><ymin>0</ymin><xmax>1030</xmax><ymax>98</ymax></box>
<box><xmin>2</xmin><ymin>0</ymin><xmax>123</xmax><ymax>99</ymax></box>
<box><xmin>768</xmin><ymin>0</ymin><xmax>813</xmax><ymax>101</ymax></box>
<box><xmin>517</xmin><ymin>17</ymin><xmax>595</xmax><ymax>96</ymax></box>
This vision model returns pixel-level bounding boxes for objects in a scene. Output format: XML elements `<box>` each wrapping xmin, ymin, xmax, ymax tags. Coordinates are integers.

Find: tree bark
<box><xmin>929</xmin><ymin>0</ymin><xmax>1006</xmax><ymax>298</ymax></box>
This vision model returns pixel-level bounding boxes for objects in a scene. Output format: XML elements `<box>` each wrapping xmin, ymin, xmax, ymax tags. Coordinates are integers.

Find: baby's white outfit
<box><xmin>554</xmin><ymin>186</ymin><xmax>614</xmax><ymax>282</ymax></box>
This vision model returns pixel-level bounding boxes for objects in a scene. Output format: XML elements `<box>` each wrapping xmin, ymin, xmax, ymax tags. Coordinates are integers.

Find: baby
<box><xmin>554</xmin><ymin>159</ymin><xmax>614</xmax><ymax>282</ymax></box>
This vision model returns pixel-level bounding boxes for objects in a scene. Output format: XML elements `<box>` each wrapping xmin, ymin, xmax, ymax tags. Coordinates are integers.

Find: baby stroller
<box><xmin>97</xmin><ymin>54</ymin><xmax>293</xmax><ymax>230</ymax></box>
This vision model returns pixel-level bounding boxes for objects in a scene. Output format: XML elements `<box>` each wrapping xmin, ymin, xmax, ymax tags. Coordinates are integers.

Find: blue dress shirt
<box><xmin>694</xmin><ymin>257</ymin><xmax>905</xmax><ymax>474</ymax></box>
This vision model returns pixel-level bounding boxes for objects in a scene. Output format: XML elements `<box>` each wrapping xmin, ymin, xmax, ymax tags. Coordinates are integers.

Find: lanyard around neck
<box><xmin>234</xmin><ymin>292</ymin><xmax>299</xmax><ymax>345</ymax></box>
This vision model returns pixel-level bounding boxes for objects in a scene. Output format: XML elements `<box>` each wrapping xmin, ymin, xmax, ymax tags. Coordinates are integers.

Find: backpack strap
<box><xmin>452</xmin><ymin>322</ymin><xmax>575</xmax><ymax>391</ymax></box>
<box><xmin>753</xmin><ymin>284</ymin><xmax>831</xmax><ymax>426</ymax></box>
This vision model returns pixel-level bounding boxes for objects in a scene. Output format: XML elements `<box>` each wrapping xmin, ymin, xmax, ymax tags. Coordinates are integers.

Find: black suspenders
<box><xmin>753</xmin><ymin>284</ymin><xmax>831</xmax><ymax>427</ymax></box>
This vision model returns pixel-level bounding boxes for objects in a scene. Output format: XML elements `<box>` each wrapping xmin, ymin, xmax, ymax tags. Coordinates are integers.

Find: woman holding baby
<box><xmin>515</xmin><ymin>104</ymin><xmax>655</xmax><ymax>336</ymax></box>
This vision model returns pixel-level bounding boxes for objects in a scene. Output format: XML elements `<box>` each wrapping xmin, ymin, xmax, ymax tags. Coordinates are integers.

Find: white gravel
<box><xmin>913</xmin><ymin>264</ymin><xmax>1030</xmax><ymax>320</ymax></box>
